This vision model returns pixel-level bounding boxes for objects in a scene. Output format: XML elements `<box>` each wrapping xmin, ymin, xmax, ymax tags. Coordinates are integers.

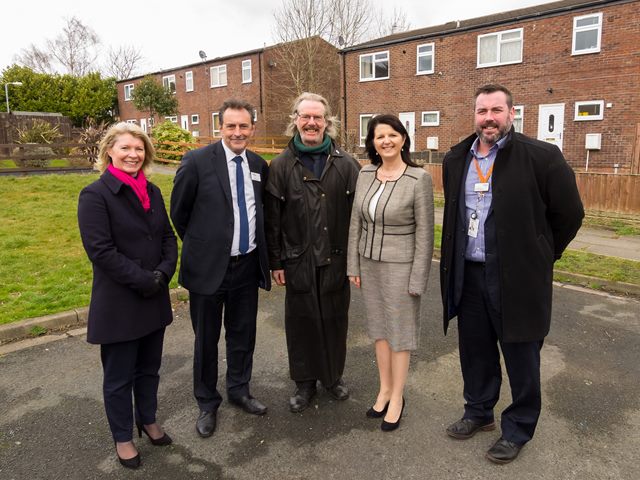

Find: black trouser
<box><xmin>100</xmin><ymin>327</ymin><xmax>165</xmax><ymax>442</ymax></box>
<box><xmin>189</xmin><ymin>250</ymin><xmax>259</xmax><ymax>412</ymax></box>
<box><xmin>457</xmin><ymin>261</ymin><xmax>543</xmax><ymax>445</ymax></box>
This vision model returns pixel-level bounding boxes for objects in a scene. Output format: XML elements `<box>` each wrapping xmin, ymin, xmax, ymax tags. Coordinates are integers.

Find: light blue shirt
<box><xmin>464</xmin><ymin>134</ymin><xmax>509</xmax><ymax>262</ymax></box>
<box><xmin>222</xmin><ymin>142</ymin><xmax>257</xmax><ymax>256</ymax></box>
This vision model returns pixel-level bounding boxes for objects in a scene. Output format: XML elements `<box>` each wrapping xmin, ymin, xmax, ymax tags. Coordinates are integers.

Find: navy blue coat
<box><xmin>170</xmin><ymin>141</ymin><xmax>271</xmax><ymax>295</ymax></box>
<box><xmin>78</xmin><ymin>170</ymin><xmax>178</xmax><ymax>344</ymax></box>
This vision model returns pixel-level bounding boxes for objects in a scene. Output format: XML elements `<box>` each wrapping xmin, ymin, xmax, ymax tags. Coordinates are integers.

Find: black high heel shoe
<box><xmin>366</xmin><ymin>401</ymin><xmax>390</xmax><ymax>418</ymax></box>
<box><xmin>137</xmin><ymin>422</ymin><xmax>173</xmax><ymax>446</ymax></box>
<box><xmin>115</xmin><ymin>442</ymin><xmax>141</xmax><ymax>469</ymax></box>
<box><xmin>381</xmin><ymin>397</ymin><xmax>405</xmax><ymax>432</ymax></box>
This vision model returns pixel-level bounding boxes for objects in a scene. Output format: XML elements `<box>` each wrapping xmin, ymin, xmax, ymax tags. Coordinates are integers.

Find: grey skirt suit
<box><xmin>347</xmin><ymin>164</ymin><xmax>434</xmax><ymax>351</ymax></box>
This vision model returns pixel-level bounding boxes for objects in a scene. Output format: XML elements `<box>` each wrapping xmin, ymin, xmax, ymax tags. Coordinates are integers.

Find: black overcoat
<box><xmin>78</xmin><ymin>170</ymin><xmax>178</xmax><ymax>344</ymax></box>
<box><xmin>440</xmin><ymin>130</ymin><xmax>584</xmax><ymax>342</ymax></box>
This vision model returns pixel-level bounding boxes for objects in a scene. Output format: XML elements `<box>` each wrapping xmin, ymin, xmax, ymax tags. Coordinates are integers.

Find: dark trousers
<box><xmin>189</xmin><ymin>250</ymin><xmax>259</xmax><ymax>412</ymax></box>
<box><xmin>100</xmin><ymin>327</ymin><xmax>165</xmax><ymax>442</ymax></box>
<box><xmin>458</xmin><ymin>261</ymin><xmax>543</xmax><ymax>445</ymax></box>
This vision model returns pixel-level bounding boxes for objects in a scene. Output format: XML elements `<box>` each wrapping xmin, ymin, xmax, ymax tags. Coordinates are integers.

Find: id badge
<box><xmin>474</xmin><ymin>182</ymin><xmax>489</xmax><ymax>192</ymax></box>
<box><xmin>467</xmin><ymin>216</ymin><xmax>479</xmax><ymax>238</ymax></box>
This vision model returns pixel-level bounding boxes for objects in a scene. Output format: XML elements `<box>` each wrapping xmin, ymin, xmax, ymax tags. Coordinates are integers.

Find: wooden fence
<box><xmin>0</xmin><ymin>142</ymin><xmax>94</xmax><ymax>165</ymax></box>
<box><xmin>423</xmin><ymin>164</ymin><xmax>640</xmax><ymax>215</ymax></box>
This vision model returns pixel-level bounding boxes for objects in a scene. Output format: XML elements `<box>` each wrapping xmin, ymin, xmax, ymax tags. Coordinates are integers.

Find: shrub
<box><xmin>151</xmin><ymin>121</ymin><xmax>196</xmax><ymax>161</ymax></box>
<box><xmin>76</xmin><ymin>119</ymin><xmax>110</xmax><ymax>165</ymax></box>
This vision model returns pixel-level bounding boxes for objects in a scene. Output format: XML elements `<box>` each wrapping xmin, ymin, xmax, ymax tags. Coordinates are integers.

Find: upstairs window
<box><xmin>185</xmin><ymin>71</ymin><xmax>194</xmax><ymax>92</ymax></box>
<box><xmin>124</xmin><ymin>84</ymin><xmax>134</xmax><ymax>101</ymax></box>
<box><xmin>162</xmin><ymin>75</ymin><xmax>176</xmax><ymax>93</ymax></box>
<box><xmin>416</xmin><ymin>43</ymin><xmax>434</xmax><ymax>75</ymax></box>
<box><xmin>477</xmin><ymin>28</ymin><xmax>523</xmax><ymax>67</ymax></box>
<box><xmin>242</xmin><ymin>59</ymin><xmax>252</xmax><ymax>83</ymax></box>
<box><xmin>360</xmin><ymin>51</ymin><xmax>389</xmax><ymax>81</ymax></box>
<box><xmin>572</xmin><ymin>13</ymin><xmax>602</xmax><ymax>55</ymax></box>
<box><xmin>210</xmin><ymin>65</ymin><xmax>227</xmax><ymax>88</ymax></box>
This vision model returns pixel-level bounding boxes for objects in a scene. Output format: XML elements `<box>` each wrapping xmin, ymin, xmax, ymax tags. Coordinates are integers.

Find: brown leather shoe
<box><xmin>486</xmin><ymin>437</ymin><xmax>523</xmax><ymax>464</ymax></box>
<box><xmin>446</xmin><ymin>417</ymin><xmax>495</xmax><ymax>439</ymax></box>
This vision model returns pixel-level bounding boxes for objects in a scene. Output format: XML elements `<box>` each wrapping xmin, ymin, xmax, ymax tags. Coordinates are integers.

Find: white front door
<box><xmin>537</xmin><ymin>104</ymin><xmax>565</xmax><ymax>150</ymax></box>
<box><xmin>140</xmin><ymin>118</ymin><xmax>148</xmax><ymax>133</ymax></box>
<box><xmin>181</xmin><ymin>115</ymin><xmax>189</xmax><ymax>130</ymax></box>
<box><xmin>399</xmin><ymin>112</ymin><xmax>416</xmax><ymax>152</ymax></box>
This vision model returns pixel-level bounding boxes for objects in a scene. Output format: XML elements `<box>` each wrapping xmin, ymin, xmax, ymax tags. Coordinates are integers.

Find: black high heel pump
<box><xmin>115</xmin><ymin>442</ymin><xmax>141</xmax><ymax>469</ymax></box>
<box><xmin>136</xmin><ymin>422</ymin><xmax>173</xmax><ymax>446</ymax></box>
<box><xmin>366</xmin><ymin>401</ymin><xmax>390</xmax><ymax>418</ymax></box>
<box><xmin>381</xmin><ymin>397</ymin><xmax>405</xmax><ymax>432</ymax></box>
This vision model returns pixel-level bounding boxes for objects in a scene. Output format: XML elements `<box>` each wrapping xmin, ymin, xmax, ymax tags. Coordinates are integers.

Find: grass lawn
<box><xmin>0</xmin><ymin>174</ymin><xmax>638</xmax><ymax>325</ymax></box>
<box><xmin>0</xmin><ymin>172</ymin><xmax>176</xmax><ymax>325</ymax></box>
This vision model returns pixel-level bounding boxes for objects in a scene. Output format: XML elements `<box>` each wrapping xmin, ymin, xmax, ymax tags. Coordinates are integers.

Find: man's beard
<box><xmin>476</xmin><ymin>120</ymin><xmax>511</xmax><ymax>146</ymax></box>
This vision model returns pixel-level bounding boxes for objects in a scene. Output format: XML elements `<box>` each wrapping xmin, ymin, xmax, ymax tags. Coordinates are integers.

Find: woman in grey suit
<box><xmin>347</xmin><ymin>114</ymin><xmax>434</xmax><ymax>431</ymax></box>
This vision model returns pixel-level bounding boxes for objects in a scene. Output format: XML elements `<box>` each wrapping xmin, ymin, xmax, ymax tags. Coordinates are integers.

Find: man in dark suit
<box><xmin>170</xmin><ymin>99</ymin><xmax>270</xmax><ymax>438</ymax></box>
<box><xmin>440</xmin><ymin>84</ymin><xmax>584</xmax><ymax>463</ymax></box>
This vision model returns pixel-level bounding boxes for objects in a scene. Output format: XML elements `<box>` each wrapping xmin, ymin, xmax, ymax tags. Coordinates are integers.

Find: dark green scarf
<box><xmin>293</xmin><ymin>133</ymin><xmax>332</xmax><ymax>154</ymax></box>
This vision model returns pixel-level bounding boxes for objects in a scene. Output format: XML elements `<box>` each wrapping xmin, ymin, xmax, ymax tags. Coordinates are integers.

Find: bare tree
<box><xmin>104</xmin><ymin>45</ymin><xmax>144</xmax><ymax>80</ymax></box>
<box><xmin>15</xmin><ymin>17</ymin><xmax>100</xmax><ymax>76</ymax></box>
<box><xmin>272</xmin><ymin>0</ymin><xmax>409</xmax><ymax>48</ymax></box>
<box><xmin>376</xmin><ymin>7</ymin><xmax>412</xmax><ymax>37</ymax></box>
<box><xmin>14</xmin><ymin>44</ymin><xmax>53</xmax><ymax>74</ymax></box>
<box><xmin>47</xmin><ymin>17</ymin><xmax>100</xmax><ymax>76</ymax></box>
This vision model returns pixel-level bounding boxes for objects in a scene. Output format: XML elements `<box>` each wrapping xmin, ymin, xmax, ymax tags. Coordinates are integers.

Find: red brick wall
<box><xmin>343</xmin><ymin>1</ymin><xmax>640</xmax><ymax>173</ymax></box>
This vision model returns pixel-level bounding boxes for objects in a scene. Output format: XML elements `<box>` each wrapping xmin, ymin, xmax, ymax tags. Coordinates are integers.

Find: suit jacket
<box><xmin>170</xmin><ymin>141</ymin><xmax>271</xmax><ymax>295</ymax></box>
<box><xmin>440</xmin><ymin>129</ymin><xmax>584</xmax><ymax>342</ymax></box>
<box><xmin>347</xmin><ymin>164</ymin><xmax>434</xmax><ymax>295</ymax></box>
<box><xmin>78</xmin><ymin>170</ymin><xmax>178</xmax><ymax>344</ymax></box>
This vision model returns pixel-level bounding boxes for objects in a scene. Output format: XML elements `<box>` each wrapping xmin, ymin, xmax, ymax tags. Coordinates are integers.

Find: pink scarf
<box><xmin>108</xmin><ymin>164</ymin><xmax>151</xmax><ymax>211</ymax></box>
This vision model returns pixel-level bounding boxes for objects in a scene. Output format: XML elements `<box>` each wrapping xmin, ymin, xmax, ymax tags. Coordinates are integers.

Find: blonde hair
<box><xmin>285</xmin><ymin>92</ymin><xmax>339</xmax><ymax>139</ymax></box>
<box><xmin>96</xmin><ymin>122</ymin><xmax>156</xmax><ymax>175</ymax></box>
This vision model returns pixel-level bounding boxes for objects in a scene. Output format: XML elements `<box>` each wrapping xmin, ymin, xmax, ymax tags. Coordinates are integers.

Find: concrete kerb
<box><xmin>0</xmin><ymin>287</ymin><xmax>189</xmax><ymax>347</ymax></box>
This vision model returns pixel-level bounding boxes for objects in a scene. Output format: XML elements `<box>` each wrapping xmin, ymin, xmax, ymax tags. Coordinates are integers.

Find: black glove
<box><xmin>140</xmin><ymin>270</ymin><xmax>167</xmax><ymax>298</ymax></box>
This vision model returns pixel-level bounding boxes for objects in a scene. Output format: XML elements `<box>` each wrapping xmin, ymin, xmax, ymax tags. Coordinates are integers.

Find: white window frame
<box><xmin>477</xmin><ymin>28</ymin><xmax>523</xmax><ymax>68</ymax></box>
<box><xmin>191</xmin><ymin>114</ymin><xmax>199</xmax><ymax>124</ymax></box>
<box><xmin>124</xmin><ymin>83</ymin><xmax>134</xmax><ymax>101</ymax></box>
<box><xmin>192</xmin><ymin>130</ymin><xmax>200</xmax><ymax>137</ymax></box>
<box><xmin>572</xmin><ymin>12</ymin><xmax>603</xmax><ymax>55</ymax></box>
<box><xmin>513</xmin><ymin>106</ymin><xmax>524</xmax><ymax>133</ymax></box>
<box><xmin>210</xmin><ymin>65</ymin><xmax>227</xmax><ymax>88</ymax></box>
<box><xmin>421</xmin><ymin>111</ymin><xmax>440</xmax><ymax>126</ymax></box>
<box><xmin>574</xmin><ymin>100</ymin><xmax>604</xmax><ymax>121</ymax></box>
<box><xmin>212</xmin><ymin>112</ymin><xmax>221</xmax><ymax>136</ymax></box>
<box><xmin>165</xmin><ymin>116</ymin><xmax>178</xmax><ymax>123</ymax></box>
<box><xmin>359</xmin><ymin>51</ymin><xmax>389</xmax><ymax>82</ymax></box>
<box><xmin>162</xmin><ymin>74</ymin><xmax>176</xmax><ymax>93</ymax></box>
<box><xmin>416</xmin><ymin>43</ymin><xmax>435</xmax><ymax>75</ymax></box>
<box><xmin>125</xmin><ymin>119</ymin><xmax>137</xmax><ymax>124</ymax></box>
<box><xmin>242</xmin><ymin>59</ymin><xmax>252</xmax><ymax>83</ymax></box>
<box><xmin>359</xmin><ymin>114</ymin><xmax>375</xmax><ymax>146</ymax></box>
<box><xmin>185</xmin><ymin>71</ymin><xmax>194</xmax><ymax>92</ymax></box>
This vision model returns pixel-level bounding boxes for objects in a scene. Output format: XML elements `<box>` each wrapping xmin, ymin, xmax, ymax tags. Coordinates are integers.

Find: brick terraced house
<box><xmin>340</xmin><ymin>0</ymin><xmax>640</xmax><ymax>173</ymax></box>
<box><xmin>116</xmin><ymin>36</ymin><xmax>339</xmax><ymax>143</ymax></box>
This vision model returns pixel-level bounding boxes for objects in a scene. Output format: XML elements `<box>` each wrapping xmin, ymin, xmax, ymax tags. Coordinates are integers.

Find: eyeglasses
<box><xmin>297</xmin><ymin>113</ymin><xmax>325</xmax><ymax>123</ymax></box>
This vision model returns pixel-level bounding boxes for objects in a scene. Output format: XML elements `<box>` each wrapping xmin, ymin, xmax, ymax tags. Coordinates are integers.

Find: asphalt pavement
<box><xmin>1</xmin><ymin>273</ymin><xmax>639</xmax><ymax>480</ymax></box>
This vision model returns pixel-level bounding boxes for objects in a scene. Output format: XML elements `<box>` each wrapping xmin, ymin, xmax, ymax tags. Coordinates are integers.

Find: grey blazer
<box><xmin>347</xmin><ymin>164</ymin><xmax>434</xmax><ymax>295</ymax></box>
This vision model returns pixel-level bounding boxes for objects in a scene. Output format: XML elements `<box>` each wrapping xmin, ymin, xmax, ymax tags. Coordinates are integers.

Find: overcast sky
<box><xmin>1</xmin><ymin>0</ymin><xmax>557</xmax><ymax>75</ymax></box>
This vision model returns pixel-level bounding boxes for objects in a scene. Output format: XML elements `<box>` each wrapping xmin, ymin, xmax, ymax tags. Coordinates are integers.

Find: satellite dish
<box><xmin>338</xmin><ymin>35</ymin><xmax>345</xmax><ymax>46</ymax></box>
<box><xmin>199</xmin><ymin>50</ymin><xmax>207</xmax><ymax>60</ymax></box>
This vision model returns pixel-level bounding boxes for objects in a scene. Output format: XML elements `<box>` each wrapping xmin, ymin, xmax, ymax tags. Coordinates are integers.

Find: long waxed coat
<box><xmin>440</xmin><ymin>129</ymin><xmax>584</xmax><ymax>342</ymax></box>
<box><xmin>78</xmin><ymin>170</ymin><xmax>178</xmax><ymax>345</ymax></box>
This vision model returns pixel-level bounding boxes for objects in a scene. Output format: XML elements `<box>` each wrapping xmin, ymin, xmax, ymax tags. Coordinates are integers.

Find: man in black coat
<box><xmin>170</xmin><ymin>99</ymin><xmax>271</xmax><ymax>438</ymax></box>
<box><xmin>440</xmin><ymin>84</ymin><xmax>584</xmax><ymax>463</ymax></box>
